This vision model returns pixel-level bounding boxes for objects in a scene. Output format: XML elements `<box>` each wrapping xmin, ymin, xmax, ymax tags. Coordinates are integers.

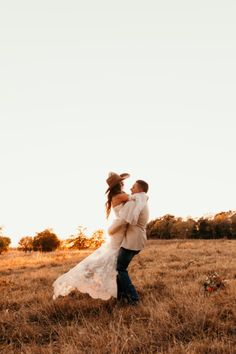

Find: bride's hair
<box><xmin>105</xmin><ymin>183</ymin><xmax>123</xmax><ymax>218</ymax></box>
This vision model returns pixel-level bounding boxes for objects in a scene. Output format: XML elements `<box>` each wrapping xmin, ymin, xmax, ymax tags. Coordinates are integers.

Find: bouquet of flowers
<box><xmin>203</xmin><ymin>272</ymin><xmax>227</xmax><ymax>294</ymax></box>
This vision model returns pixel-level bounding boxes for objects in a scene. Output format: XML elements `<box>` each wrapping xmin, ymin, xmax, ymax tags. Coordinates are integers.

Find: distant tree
<box><xmin>146</xmin><ymin>220</ymin><xmax>156</xmax><ymax>238</ymax></box>
<box><xmin>89</xmin><ymin>229</ymin><xmax>105</xmax><ymax>248</ymax></box>
<box><xmin>230</xmin><ymin>213</ymin><xmax>236</xmax><ymax>239</ymax></box>
<box><xmin>66</xmin><ymin>226</ymin><xmax>90</xmax><ymax>250</ymax></box>
<box><xmin>190</xmin><ymin>220</ymin><xmax>199</xmax><ymax>239</ymax></box>
<box><xmin>212</xmin><ymin>213</ymin><xmax>232</xmax><ymax>239</ymax></box>
<box><xmin>148</xmin><ymin>214</ymin><xmax>176</xmax><ymax>239</ymax></box>
<box><xmin>198</xmin><ymin>218</ymin><xmax>214</xmax><ymax>239</ymax></box>
<box><xmin>0</xmin><ymin>236</ymin><xmax>11</xmax><ymax>254</ymax></box>
<box><xmin>18</xmin><ymin>236</ymin><xmax>34</xmax><ymax>252</ymax></box>
<box><xmin>63</xmin><ymin>227</ymin><xmax>105</xmax><ymax>250</ymax></box>
<box><xmin>33</xmin><ymin>229</ymin><xmax>60</xmax><ymax>252</ymax></box>
<box><xmin>169</xmin><ymin>217</ymin><xmax>184</xmax><ymax>239</ymax></box>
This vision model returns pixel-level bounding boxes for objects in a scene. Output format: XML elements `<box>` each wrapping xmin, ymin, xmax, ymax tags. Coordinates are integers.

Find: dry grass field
<box><xmin>0</xmin><ymin>240</ymin><xmax>235</xmax><ymax>354</ymax></box>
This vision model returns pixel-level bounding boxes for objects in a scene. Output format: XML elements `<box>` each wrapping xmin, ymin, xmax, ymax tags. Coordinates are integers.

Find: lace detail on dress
<box><xmin>52</xmin><ymin>239</ymin><xmax>120</xmax><ymax>300</ymax></box>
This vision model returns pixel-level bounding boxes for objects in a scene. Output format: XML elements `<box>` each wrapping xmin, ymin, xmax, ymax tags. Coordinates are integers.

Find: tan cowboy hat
<box><xmin>105</xmin><ymin>172</ymin><xmax>130</xmax><ymax>193</ymax></box>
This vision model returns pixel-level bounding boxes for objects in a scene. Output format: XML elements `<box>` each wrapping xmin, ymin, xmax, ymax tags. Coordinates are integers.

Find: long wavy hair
<box><xmin>105</xmin><ymin>182</ymin><xmax>123</xmax><ymax>218</ymax></box>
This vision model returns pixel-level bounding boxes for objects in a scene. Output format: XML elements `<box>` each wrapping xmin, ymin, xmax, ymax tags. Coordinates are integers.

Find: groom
<box><xmin>116</xmin><ymin>179</ymin><xmax>149</xmax><ymax>306</ymax></box>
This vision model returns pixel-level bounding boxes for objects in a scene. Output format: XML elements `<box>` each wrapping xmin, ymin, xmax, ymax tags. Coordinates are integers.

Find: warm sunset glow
<box><xmin>0</xmin><ymin>2</ymin><xmax>235</xmax><ymax>247</ymax></box>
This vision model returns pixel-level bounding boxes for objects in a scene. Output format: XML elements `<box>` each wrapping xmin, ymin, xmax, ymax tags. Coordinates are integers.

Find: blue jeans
<box><xmin>116</xmin><ymin>247</ymin><xmax>140</xmax><ymax>302</ymax></box>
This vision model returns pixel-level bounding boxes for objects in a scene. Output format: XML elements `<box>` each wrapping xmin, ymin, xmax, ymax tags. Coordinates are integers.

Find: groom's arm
<box><xmin>112</xmin><ymin>193</ymin><xmax>130</xmax><ymax>206</ymax></box>
<box><xmin>108</xmin><ymin>195</ymin><xmax>135</xmax><ymax>235</ymax></box>
<box><xmin>108</xmin><ymin>194</ymin><xmax>148</xmax><ymax>235</ymax></box>
<box><xmin>108</xmin><ymin>199</ymin><xmax>139</xmax><ymax>235</ymax></box>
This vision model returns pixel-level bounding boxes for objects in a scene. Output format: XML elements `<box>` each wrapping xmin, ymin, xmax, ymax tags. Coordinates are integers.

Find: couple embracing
<box><xmin>53</xmin><ymin>172</ymin><xmax>149</xmax><ymax>306</ymax></box>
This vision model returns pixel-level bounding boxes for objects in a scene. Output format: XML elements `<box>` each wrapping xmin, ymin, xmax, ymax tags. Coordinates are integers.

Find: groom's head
<box><xmin>131</xmin><ymin>180</ymin><xmax>149</xmax><ymax>194</ymax></box>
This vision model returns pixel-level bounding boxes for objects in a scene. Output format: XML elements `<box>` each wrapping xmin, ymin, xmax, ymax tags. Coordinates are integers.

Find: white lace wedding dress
<box><xmin>52</xmin><ymin>204</ymin><xmax>127</xmax><ymax>300</ymax></box>
<box><xmin>52</xmin><ymin>193</ymin><xmax>148</xmax><ymax>301</ymax></box>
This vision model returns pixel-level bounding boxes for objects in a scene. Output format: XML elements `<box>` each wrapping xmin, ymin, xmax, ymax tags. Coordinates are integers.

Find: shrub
<box><xmin>18</xmin><ymin>236</ymin><xmax>34</xmax><ymax>252</ymax></box>
<box><xmin>0</xmin><ymin>236</ymin><xmax>11</xmax><ymax>254</ymax></box>
<box><xmin>32</xmin><ymin>229</ymin><xmax>60</xmax><ymax>252</ymax></box>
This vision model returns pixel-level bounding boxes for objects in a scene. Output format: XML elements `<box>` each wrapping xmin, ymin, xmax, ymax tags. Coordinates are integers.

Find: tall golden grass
<box><xmin>0</xmin><ymin>240</ymin><xmax>235</xmax><ymax>353</ymax></box>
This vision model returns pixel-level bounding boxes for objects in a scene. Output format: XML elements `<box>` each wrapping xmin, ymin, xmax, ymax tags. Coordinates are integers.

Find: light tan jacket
<box><xmin>121</xmin><ymin>203</ymin><xmax>149</xmax><ymax>251</ymax></box>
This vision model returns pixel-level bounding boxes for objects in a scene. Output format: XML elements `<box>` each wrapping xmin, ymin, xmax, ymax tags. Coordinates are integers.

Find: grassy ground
<box><xmin>0</xmin><ymin>239</ymin><xmax>235</xmax><ymax>354</ymax></box>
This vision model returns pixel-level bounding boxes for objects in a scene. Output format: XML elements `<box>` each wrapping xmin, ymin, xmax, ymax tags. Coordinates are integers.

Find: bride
<box><xmin>52</xmin><ymin>172</ymin><xmax>147</xmax><ymax>301</ymax></box>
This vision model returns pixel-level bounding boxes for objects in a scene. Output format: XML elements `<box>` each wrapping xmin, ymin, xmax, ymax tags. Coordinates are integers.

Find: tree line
<box><xmin>147</xmin><ymin>210</ymin><xmax>236</xmax><ymax>240</ymax></box>
<box><xmin>0</xmin><ymin>227</ymin><xmax>105</xmax><ymax>254</ymax></box>
<box><xmin>1</xmin><ymin>210</ymin><xmax>235</xmax><ymax>254</ymax></box>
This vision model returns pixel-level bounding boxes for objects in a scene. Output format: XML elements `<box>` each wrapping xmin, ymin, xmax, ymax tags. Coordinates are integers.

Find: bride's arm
<box><xmin>108</xmin><ymin>193</ymin><xmax>147</xmax><ymax>235</ymax></box>
<box><xmin>108</xmin><ymin>194</ymin><xmax>130</xmax><ymax>235</ymax></box>
<box><xmin>118</xmin><ymin>193</ymin><xmax>148</xmax><ymax>225</ymax></box>
<box><xmin>107</xmin><ymin>199</ymin><xmax>137</xmax><ymax>235</ymax></box>
<box><xmin>108</xmin><ymin>198</ymin><xmax>137</xmax><ymax>236</ymax></box>
<box><xmin>108</xmin><ymin>218</ymin><xmax>128</xmax><ymax>235</ymax></box>
<box><xmin>111</xmin><ymin>193</ymin><xmax>130</xmax><ymax>207</ymax></box>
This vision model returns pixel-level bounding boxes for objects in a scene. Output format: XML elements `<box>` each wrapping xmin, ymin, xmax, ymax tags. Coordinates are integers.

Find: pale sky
<box><xmin>0</xmin><ymin>1</ymin><xmax>235</xmax><ymax>246</ymax></box>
